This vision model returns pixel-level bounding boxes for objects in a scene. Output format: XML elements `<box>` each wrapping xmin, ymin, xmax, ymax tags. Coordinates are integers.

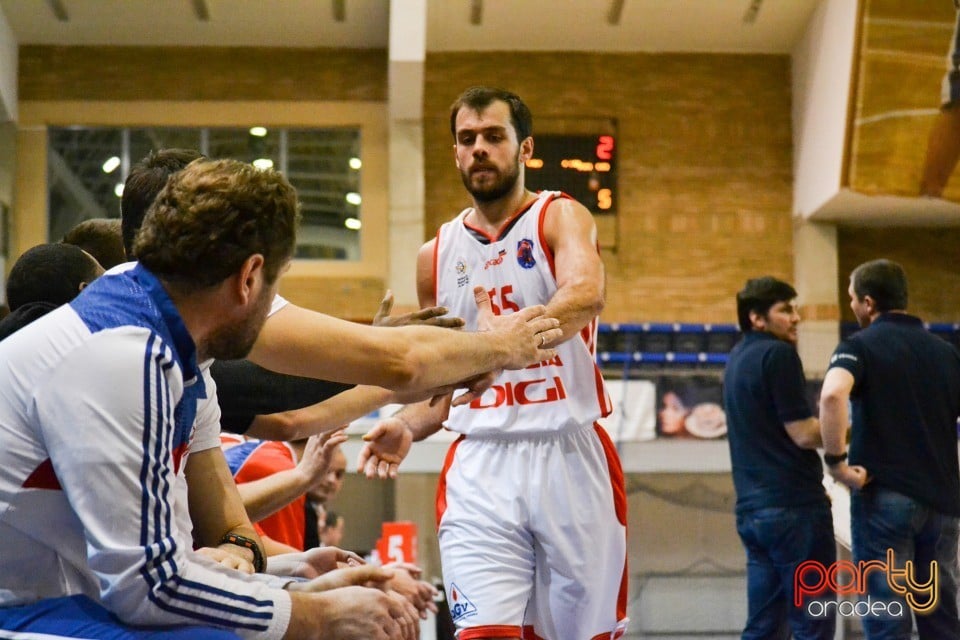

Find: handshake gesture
<box><xmin>359</xmin><ymin>286</ymin><xmax>562</xmax><ymax>479</ymax></box>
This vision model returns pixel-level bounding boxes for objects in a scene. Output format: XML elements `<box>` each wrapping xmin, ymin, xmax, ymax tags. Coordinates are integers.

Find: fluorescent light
<box><xmin>114</xmin><ymin>183</ymin><xmax>124</xmax><ymax>197</ymax></box>
<box><xmin>345</xmin><ymin>192</ymin><xmax>361</xmax><ymax>205</ymax></box>
<box><xmin>348</xmin><ymin>157</ymin><xmax>362</xmax><ymax>170</ymax></box>
<box><xmin>249</xmin><ymin>126</ymin><xmax>268</xmax><ymax>137</ymax></box>
<box><xmin>344</xmin><ymin>217</ymin><xmax>361</xmax><ymax>230</ymax></box>
<box><xmin>102</xmin><ymin>156</ymin><xmax>121</xmax><ymax>173</ymax></box>
<box><xmin>253</xmin><ymin>158</ymin><xmax>274</xmax><ymax>170</ymax></box>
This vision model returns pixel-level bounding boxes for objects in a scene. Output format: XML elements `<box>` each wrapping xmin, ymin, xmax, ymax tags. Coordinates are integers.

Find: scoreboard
<box><xmin>525</xmin><ymin>134</ymin><xmax>617</xmax><ymax>215</ymax></box>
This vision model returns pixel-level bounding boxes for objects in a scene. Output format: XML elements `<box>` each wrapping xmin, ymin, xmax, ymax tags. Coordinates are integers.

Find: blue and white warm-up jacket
<box><xmin>0</xmin><ymin>264</ymin><xmax>291</xmax><ymax>638</ymax></box>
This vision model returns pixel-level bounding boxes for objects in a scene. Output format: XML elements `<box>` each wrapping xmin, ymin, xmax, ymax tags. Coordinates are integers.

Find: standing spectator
<box><xmin>820</xmin><ymin>259</ymin><xmax>960</xmax><ymax>639</ymax></box>
<box><xmin>723</xmin><ymin>276</ymin><xmax>835</xmax><ymax>640</ymax></box>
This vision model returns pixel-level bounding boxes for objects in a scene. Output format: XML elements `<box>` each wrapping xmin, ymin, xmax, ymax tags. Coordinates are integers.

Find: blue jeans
<box><xmin>852</xmin><ymin>486</ymin><xmax>960</xmax><ymax>640</ymax></box>
<box><xmin>736</xmin><ymin>502</ymin><xmax>837</xmax><ymax>640</ymax></box>
<box><xmin>0</xmin><ymin>594</ymin><xmax>243</xmax><ymax>639</ymax></box>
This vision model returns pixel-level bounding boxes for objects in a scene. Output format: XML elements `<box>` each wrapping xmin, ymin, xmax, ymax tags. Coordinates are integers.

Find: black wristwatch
<box><xmin>220</xmin><ymin>533</ymin><xmax>266</xmax><ymax>573</ymax></box>
<box><xmin>823</xmin><ymin>451</ymin><xmax>848</xmax><ymax>467</ymax></box>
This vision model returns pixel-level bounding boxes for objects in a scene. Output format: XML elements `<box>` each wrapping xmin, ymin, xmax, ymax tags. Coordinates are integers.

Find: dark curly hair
<box><xmin>134</xmin><ymin>158</ymin><xmax>300</xmax><ymax>291</ymax></box>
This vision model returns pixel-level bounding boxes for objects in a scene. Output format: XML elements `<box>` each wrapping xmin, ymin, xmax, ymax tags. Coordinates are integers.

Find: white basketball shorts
<box><xmin>436</xmin><ymin>422</ymin><xmax>629</xmax><ymax>640</ymax></box>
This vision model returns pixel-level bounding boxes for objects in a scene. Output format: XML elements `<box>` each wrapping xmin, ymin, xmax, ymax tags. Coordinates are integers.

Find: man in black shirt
<box><xmin>820</xmin><ymin>259</ymin><xmax>960</xmax><ymax>639</ymax></box>
<box><xmin>723</xmin><ymin>276</ymin><xmax>835</xmax><ymax>639</ymax></box>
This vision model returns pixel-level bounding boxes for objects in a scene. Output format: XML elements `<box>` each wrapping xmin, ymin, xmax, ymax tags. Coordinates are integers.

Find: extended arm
<box><xmin>242</xmin><ymin>287</ymin><xmax>468</xmax><ymax>441</ymax></box>
<box><xmin>357</xmin><ymin>399</ymin><xmax>450</xmax><ymax>479</ymax></box>
<box><xmin>357</xmin><ymin>242</ymin><xmax>462</xmax><ymax>478</ymax></box>
<box><xmin>246</xmin><ymin>385</ymin><xmax>395</xmax><ymax>441</ymax></box>
<box><xmin>247</xmin><ymin>300</ymin><xmax>560</xmax><ymax>393</ymax></box>
<box><xmin>232</xmin><ymin>432</ymin><xmax>347</xmax><ymax>523</ymax></box>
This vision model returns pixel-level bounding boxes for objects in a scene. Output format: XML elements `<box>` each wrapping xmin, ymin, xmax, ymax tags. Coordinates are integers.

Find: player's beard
<box><xmin>205</xmin><ymin>281</ymin><xmax>275</xmax><ymax>361</ymax></box>
<box><xmin>461</xmin><ymin>155</ymin><xmax>521</xmax><ymax>204</ymax></box>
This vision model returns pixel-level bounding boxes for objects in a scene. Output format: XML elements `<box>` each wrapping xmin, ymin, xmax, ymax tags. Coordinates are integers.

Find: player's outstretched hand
<box><xmin>473</xmin><ymin>286</ymin><xmax>561</xmax><ymax>370</ymax></box>
<box><xmin>373</xmin><ymin>289</ymin><xmax>465</xmax><ymax>329</ymax></box>
<box><xmin>358</xmin><ymin>416</ymin><xmax>413</xmax><ymax>479</ymax></box>
<box><xmin>299</xmin><ymin>429</ymin><xmax>349</xmax><ymax>490</ymax></box>
<box><xmin>288</xmin><ymin>564</ymin><xmax>394</xmax><ymax>593</ymax></box>
<box><xmin>267</xmin><ymin>546</ymin><xmax>364</xmax><ymax>579</ymax></box>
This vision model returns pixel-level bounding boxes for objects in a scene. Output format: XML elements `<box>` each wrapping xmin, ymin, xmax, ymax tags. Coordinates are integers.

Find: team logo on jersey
<box><xmin>448</xmin><ymin>583</ymin><xmax>478</xmax><ymax>622</ymax></box>
<box><xmin>517</xmin><ymin>238</ymin><xmax>536</xmax><ymax>269</ymax></box>
<box><xmin>455</xmin><ymin>259</ymin><xmax>470</xmax><ymax>288</ymax></box>
<box><xmin>484</xmin><ymin>248</ymin><xmax>508</xmax><ymax>270</ymax></box>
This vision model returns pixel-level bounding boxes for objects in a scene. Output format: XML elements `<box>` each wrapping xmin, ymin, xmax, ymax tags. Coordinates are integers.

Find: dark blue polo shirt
<box><xmin>724</xmin><ymin>331</ymin><xmax>827</xmax><ymax>513</ymax></box>
<box><xmin>827</xmin><ymin>313</ymin><xmax>960</xmax><ymax>516</ymax></box>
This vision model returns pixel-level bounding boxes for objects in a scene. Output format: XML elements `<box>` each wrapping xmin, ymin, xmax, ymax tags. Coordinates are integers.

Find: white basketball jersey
<box><xmin>434</xmin><ymin>191</ymin><xmax>612</xmax><ymax>435</ymax></box>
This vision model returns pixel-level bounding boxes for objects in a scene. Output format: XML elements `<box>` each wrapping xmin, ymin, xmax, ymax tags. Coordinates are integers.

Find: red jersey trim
<box><xmin>579</xmin><ymin>317</ymin><xmax>612</xmax><ymax>417</ymax></box>
<box><xmin>432</xmin><ymin>228</ymin><xmax>441</xmax><ymax>304</ymax></box>
<box><xmin>580</xmin><ymin>317</ymin><xmax>595</xmax><ymax>355</ymax></box>
<box><xmin>462</xmin><ymin>196</ymin><xmax>541</xmax><ymax>244</ymax></box>
<box><xmin>460</xmin><ymin>625</ymin><xmax>523</xmax><ymax>639</ymax></box>
<box><xmin>522</xmin><ymin>625</ymin><xmax>546</xmax><ymax>640</ymax></box>
<box><xmin>594</xmin><ymin>424</ymin><xmax>627</xmax><ymax>528</ymax></box>
<box><xmin>435</xmin><ymin>435</ymin><xmax>465</xmax><ymax>530</ymax></box>
<box><xmin>536</xmin><ymin>192</ymin><xmax>566</xmax><ymax>279</ymax></box>
<box><xmin>593</xmin><ymin>423</ymin><xmax>629</xmax><ymax>621</ymax></box>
